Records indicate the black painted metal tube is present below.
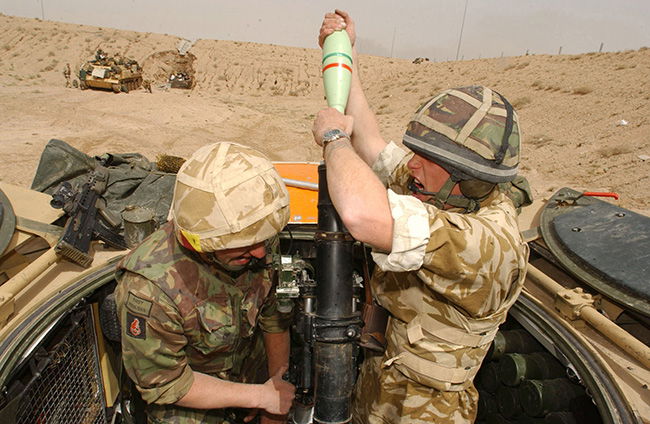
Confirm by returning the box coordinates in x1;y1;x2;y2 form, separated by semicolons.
313;163;355;424
315;240;354;318
313;342;355;423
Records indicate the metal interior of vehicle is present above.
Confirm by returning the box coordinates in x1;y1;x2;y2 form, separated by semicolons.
0;180;648;424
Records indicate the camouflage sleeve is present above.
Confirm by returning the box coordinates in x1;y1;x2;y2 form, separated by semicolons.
371;141;411;187
373;190;527;316
371;189;430;272
115;272;194;405
258;283;294;333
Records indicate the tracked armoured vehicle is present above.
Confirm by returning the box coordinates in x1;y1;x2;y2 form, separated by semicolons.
169;71;192;89
0;141;648;424
79;49;143;93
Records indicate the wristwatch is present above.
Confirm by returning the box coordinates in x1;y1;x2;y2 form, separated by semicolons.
321;129;350;149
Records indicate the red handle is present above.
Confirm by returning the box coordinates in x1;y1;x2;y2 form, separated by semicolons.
582;192;619;200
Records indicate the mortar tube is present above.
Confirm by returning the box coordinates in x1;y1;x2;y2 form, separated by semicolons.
313;163;356;424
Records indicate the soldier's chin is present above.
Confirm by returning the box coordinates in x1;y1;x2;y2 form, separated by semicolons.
222;265;247;272
212;255;264;273
219;259;250;272
219;258;252;272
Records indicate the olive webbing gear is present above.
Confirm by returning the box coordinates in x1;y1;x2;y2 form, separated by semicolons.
407;176;491;213
494;92;515;165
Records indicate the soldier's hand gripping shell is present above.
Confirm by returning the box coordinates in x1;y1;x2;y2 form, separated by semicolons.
319;9;356;48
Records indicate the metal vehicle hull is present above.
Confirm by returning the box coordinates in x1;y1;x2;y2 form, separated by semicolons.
0;168;647;423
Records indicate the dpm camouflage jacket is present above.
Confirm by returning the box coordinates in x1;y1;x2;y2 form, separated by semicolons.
114;221;291;423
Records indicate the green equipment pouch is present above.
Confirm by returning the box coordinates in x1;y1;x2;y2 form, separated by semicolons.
499;175;533;212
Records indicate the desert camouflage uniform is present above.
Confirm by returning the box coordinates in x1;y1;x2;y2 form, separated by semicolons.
352;142;529;424
115;222;291;424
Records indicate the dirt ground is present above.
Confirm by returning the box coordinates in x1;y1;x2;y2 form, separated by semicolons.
1;14;649;216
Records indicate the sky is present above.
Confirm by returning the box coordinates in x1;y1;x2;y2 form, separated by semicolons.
2;0;649;60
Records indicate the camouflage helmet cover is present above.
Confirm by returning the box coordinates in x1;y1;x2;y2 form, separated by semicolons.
171;142;290;252
403;86;521;183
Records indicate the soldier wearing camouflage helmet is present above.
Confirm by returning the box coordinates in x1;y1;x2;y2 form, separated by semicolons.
312;10;530;424
115;142;296;424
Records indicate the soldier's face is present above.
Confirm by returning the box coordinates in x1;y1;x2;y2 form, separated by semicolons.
407;154;461;202
211;241;267;268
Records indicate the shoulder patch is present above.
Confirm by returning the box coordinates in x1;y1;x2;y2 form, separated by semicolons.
126;312;147;339
126;292;153;317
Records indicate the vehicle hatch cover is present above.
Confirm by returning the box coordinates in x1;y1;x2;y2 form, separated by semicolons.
540;187;650;318
0;187;16;256
91;67;108;78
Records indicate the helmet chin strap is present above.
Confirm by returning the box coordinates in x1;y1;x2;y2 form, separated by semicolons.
408;176;481;213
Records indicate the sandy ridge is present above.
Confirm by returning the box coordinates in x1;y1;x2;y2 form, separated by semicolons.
0;14;648;215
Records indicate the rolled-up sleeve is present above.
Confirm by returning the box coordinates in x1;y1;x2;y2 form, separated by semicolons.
371;189;430;272
115;273;194;405
371;141;410;186
258;290;294;333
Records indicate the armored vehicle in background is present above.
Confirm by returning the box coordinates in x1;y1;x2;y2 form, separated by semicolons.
169;71;192;89
0;144;648;423
79;49;143;93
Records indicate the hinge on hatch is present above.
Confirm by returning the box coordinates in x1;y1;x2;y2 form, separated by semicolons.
555;287;594;324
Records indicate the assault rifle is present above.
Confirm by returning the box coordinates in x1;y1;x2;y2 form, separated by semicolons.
0;166;127;326
50;165;127;267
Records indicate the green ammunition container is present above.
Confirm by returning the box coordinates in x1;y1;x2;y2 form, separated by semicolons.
486;414;545;424
486;414;510;424
499;352;566;386
487;329;545;361
519;378;587;417
477;390;499;420
496;385;525;419
476;360;501;393
544;411;577;424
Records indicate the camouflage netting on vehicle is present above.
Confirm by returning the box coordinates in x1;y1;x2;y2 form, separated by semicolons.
31;139;176;230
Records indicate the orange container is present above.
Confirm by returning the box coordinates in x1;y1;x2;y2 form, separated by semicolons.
273;162;320;224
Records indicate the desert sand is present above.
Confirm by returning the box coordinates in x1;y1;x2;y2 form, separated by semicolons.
1;14;649;215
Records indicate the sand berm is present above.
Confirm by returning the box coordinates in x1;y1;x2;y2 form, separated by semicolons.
1;14;648;215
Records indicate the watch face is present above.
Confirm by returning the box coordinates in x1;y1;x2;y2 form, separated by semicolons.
323;129;346;142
